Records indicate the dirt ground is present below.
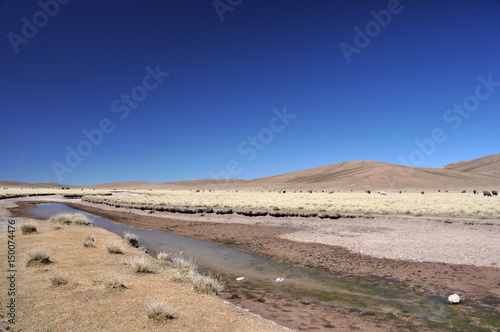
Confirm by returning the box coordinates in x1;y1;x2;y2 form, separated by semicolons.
3;196;500;331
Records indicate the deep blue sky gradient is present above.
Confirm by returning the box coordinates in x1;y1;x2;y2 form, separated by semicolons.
1;0;499;185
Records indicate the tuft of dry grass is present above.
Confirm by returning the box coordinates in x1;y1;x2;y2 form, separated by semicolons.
49;212;93;226
125;255;155;274
106;243;123;254
191;273;223;296
83;234;96;248
171;254;198;273
50;272;69;286
123;232;139;247
21;223;38;234
157;251;169;261
103;275;127;290
145;300;176;322
25;247;51;266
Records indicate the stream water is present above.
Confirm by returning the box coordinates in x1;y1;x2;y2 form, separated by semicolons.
28;203;499;330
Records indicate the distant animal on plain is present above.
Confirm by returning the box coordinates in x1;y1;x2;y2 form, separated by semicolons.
461;190;466;193
328;190;334;194
473;190;477;194
378;191;387;196
492;190;498;196
483;191;492;197
421;191;425;195
365;190;371;194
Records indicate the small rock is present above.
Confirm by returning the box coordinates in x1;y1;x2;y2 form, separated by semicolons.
236;277;245;281
275;277;285;283
448;294;460;304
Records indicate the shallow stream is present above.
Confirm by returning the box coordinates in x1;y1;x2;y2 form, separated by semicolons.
28;203;499;330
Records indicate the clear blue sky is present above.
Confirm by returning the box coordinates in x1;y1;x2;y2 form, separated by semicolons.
1;0;499;185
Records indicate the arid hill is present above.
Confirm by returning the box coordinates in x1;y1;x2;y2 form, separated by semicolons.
239;158;500;191
2;154;499;191
442;154;500;178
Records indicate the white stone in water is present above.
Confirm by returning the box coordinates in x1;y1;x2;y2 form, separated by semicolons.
448;294;460;304
236;277;245;281
275;277;285;283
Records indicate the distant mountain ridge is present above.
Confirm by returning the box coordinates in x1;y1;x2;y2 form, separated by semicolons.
2;154;499;191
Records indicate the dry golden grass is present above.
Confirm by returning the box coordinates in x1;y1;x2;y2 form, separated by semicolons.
106;243;123;254
145;300;176;322
125;255;155;274
123;232;139;247
191;273;223;296
0;223;286;331
85;190;500;219
49;272;70;286
0;188;112;200
20;223;37;234
25;247;51;266
49;212;93;226
83;234;96;248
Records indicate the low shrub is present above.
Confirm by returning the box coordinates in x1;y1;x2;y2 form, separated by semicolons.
106;244;123;254
156;252;169;261
50;273;69;286
123;232;139;247
126;255;155;274
191;273;223;296
25;248;51;266
83;234;96;248
49;213;93;226
21;223;37;234
145;300;175;322
171;254;197;273
103;276;127;290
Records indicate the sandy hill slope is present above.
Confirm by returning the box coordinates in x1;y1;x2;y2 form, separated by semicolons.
443;154;500;178
3;154;499;191
240;159;499;190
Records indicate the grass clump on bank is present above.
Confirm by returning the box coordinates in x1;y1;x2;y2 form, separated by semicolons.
25;247;51;266
50;272;69;286
21;223;38;234
106;244;123;254
145;300;176;322
171;254;198;273
191;273;223;296
49;212;93;226
157;251;169;261
103;275;127;290
123;232;139;247
83;234;96;248
125;255;155;274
